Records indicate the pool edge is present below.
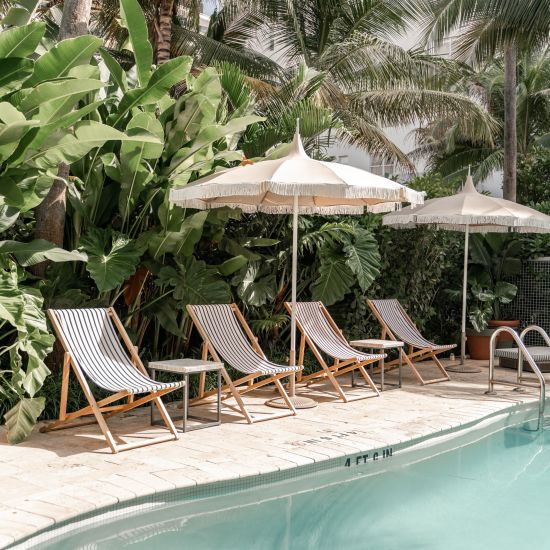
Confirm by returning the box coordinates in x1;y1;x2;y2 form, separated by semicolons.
6;398;541;550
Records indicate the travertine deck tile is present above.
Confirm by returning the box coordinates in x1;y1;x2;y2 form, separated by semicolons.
0;360;543;548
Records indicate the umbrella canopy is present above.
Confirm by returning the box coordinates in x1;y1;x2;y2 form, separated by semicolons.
383;175;550;233
170;132;424;215
170;130;424;407
383;174;550;368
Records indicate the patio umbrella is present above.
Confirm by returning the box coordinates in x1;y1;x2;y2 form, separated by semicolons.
170;127;424;407
383;173;550;372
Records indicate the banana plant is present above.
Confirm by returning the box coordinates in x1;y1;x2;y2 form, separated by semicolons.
63;0;264;359
0;11;166;442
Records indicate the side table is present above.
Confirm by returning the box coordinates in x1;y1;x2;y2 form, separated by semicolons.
349;339;404;391
149;359;223;432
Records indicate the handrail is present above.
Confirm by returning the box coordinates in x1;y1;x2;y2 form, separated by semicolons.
487;326;546;431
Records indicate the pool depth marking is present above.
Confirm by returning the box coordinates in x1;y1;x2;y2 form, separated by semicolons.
345;448;393;467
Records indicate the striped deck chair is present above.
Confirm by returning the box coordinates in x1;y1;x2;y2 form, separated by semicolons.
284;302;383;402
186;304;300;422
367;299;453;385
42;308;181;453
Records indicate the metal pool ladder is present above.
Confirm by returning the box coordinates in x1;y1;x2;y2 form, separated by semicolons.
487;325;550;431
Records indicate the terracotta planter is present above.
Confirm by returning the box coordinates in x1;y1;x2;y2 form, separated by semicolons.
466;328;496;360
488;320;520;343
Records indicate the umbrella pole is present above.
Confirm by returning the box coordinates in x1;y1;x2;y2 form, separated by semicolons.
447;223;481;373
290;194;298;396
265;194;317;409
461;224;469;364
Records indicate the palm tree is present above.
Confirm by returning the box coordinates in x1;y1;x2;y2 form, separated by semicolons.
172;0;497;171
412;47;550;186
36;0;496;170
417;0;550;201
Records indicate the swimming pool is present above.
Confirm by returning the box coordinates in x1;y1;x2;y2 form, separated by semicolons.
29;410;549;550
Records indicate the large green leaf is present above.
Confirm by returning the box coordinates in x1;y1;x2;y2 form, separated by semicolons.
143;210;209;259
0;239;87;266
311;247;355;305
114;56;193;126
494;281;517;304
0;21;44;58
0;174;52;212
80;228;142;292
0;119;38;147
165;68;221;157
0;205;19;231
1;0;39;26
27;120;162;169
0;58;33;97
344;230;381;292
218;255;248;276
0;259;53;444
234;261;277;307
20;78;104;116
118;113;164;220
158;257;231;307
26;35;103;87
168;115;263;176
119;0;152;87
3;397;45;444
99;48;127;91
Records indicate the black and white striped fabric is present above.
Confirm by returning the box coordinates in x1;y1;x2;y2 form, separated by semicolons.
370;299;455;351
495;347;550;361
52;309;184;395
190;304;300;375
293;302;385;362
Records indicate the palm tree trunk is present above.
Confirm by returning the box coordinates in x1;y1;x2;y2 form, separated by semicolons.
31;0;92;278
503;44;517;202
58;0;93;40
156;0;174;64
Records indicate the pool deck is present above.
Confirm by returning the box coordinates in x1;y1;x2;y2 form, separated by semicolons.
0;359;544;548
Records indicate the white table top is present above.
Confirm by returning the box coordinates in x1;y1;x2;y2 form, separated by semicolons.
148;358;223;374
350;339;404;349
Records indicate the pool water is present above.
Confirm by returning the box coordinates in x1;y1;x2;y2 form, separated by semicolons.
42;423;550;550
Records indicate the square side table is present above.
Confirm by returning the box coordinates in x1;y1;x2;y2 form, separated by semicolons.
149;359;223;432
349;339;404;391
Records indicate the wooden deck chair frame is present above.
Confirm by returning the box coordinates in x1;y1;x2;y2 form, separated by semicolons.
284;302;381;403
40;308;179;454
366;299;451;385
186;304;298;423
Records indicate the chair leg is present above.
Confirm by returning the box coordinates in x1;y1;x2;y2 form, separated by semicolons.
273;378;297;415
357;365;380;396
151;396;179;439
59;353;71;421
401;350;427;385
220;367;253;423
428;352;451;381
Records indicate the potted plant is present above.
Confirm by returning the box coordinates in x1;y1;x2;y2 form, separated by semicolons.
466;234;521;360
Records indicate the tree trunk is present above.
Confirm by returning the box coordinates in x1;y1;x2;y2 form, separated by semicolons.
31;0;93;277
156;0;174;64
58;0;93;40
503;44;517;202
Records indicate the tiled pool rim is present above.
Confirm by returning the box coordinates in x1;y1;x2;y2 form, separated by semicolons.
7;399;542;550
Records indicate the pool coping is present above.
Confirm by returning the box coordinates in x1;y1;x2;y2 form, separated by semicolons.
7;397;541;549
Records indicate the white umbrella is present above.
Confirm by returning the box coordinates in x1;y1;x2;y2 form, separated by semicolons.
170;128;424;406
383;173;550;371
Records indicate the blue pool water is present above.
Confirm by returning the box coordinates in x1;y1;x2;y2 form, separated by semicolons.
40;421;550;550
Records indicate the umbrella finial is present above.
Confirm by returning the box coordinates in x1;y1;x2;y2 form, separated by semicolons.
461;169;477;194
468;164;471;177
290;118;308;158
